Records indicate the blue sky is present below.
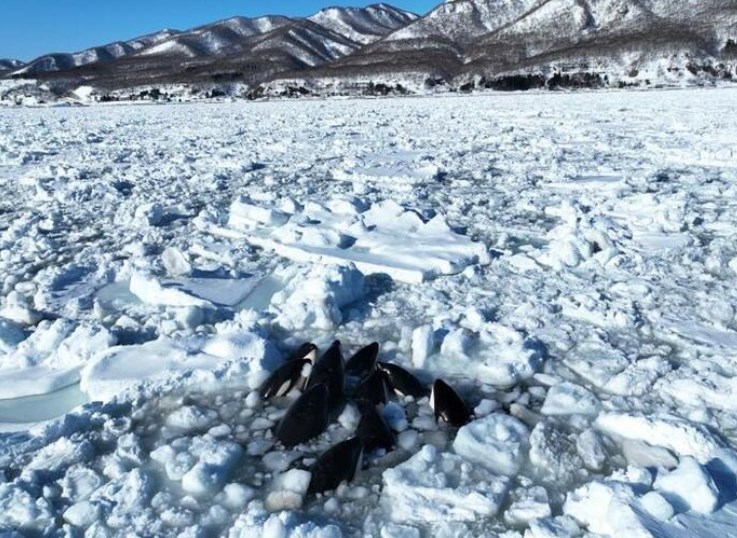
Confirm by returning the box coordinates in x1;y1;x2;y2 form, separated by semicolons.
0;1;438;61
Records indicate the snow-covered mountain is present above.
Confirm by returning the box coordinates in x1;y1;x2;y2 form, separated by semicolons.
5;4;417;87
135;16;362;68
0;59;24;72
387;0;541;45
4;1;736;93
137;16;292;58
13;30;179;76
459;0;737;81
310;0;737;89
308;3;420;45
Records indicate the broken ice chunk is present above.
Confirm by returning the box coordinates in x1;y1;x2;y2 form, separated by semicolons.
265;469;312;511
229;197;290;229
181;439;243;497
381;445;510;524
129;273;212;308
541;382;600;417
452;413;529;476
654;457;719;514
595;413;726;463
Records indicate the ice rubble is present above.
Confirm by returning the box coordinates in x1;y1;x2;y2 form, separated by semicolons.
595;413;727;464
269;264;365;331
212;196;491;284
81;313;280;402
1;89;737;536
430;324;545;387
452;413;529;476
382;445;511;524
129;272;214;308
0;320;115;399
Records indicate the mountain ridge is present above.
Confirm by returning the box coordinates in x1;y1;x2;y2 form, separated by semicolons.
0;59;25;72
3;0;736;98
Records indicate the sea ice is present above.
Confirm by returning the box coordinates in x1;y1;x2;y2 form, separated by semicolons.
595;414;726;463
269;263;365;331
216;197;490;284
266;469;312;511
452;413;529;476
0;320;115;398
80;325;278;401
427;324;544;387
382;445;510;524
129;272;212;308
653;457;719;514
228;507;343;538
541;382;600;416
1;88;737;537
564;481;652;537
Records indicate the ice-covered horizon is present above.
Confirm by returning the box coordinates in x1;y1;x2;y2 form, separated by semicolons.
1;88;737;536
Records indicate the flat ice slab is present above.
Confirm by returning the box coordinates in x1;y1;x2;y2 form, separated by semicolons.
0;382;88;432
211;198;490;284
80;322;278;402
595;413;727;463
0;320;115;399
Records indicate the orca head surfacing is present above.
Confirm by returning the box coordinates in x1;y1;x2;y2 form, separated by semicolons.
378;361;430;399
356;404;395;452
259;358;312;400
345;342;380;378
275;383;329;448
353;369;391;406
430;379;473;427
306;340;345;410
287;342;318;364
307;437;364;495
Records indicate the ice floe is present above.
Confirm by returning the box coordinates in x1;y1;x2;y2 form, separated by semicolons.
81;318;278;402
452;413;529;476
381;445;510;524
212;197;490;284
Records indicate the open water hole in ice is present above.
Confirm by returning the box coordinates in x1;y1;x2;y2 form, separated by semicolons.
96;280;139;311
233;276;285;312
2;275;285;429
97;275;283;313
0;382;88;425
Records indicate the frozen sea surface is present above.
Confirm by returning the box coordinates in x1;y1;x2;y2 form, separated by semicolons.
0;89;737;536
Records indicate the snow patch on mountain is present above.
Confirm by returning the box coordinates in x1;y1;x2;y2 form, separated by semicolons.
309;3;419;45
0;59;24;71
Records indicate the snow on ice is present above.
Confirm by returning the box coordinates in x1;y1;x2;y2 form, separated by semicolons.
0;88;737;536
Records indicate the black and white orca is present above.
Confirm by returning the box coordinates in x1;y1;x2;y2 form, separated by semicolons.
287;342;318;363
377;361;429;399
352;369;391;406
306;340;345;410
356;404;395;452
430;379;473;427
307;437;364;495
259;358;312;400
275;383;329;447
345;342;379;378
